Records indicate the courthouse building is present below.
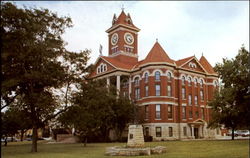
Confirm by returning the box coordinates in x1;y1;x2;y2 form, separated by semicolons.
88;10;220;140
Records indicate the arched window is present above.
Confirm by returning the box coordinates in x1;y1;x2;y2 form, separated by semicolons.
182;76;185;85
101;65;103;72
104;65;107;71
134;77;140;86
200;79;203;87
97;67;100;74
145;72;149;83
167;72;172;81
194;78;198;87
188;77;192;86
155;71;161;81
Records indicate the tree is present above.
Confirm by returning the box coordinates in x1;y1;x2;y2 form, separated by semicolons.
59;79;135;145
208;46;250;140
2;107;32;146
1;3;89;152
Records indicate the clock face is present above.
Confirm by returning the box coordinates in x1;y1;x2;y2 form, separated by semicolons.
124;32;134;45
111;33;118;45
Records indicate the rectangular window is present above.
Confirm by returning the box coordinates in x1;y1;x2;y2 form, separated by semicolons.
168;104;173;119
169;127;173;137
156;127;162;137
183;127;187;136
200;90;204;100
145;86;149;97
195;96;198;105
195;111;199;118
189;110;193;118
188;95;192;105
135;88;140;100
155;104;161;119
201;108;205;120
182;107;186;119
182;88;186;99
167;85;171;97
145;105;149;119
155;85;161;96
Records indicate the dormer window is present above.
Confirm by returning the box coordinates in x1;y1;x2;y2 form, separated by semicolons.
189;62;197;69
97;63;107;74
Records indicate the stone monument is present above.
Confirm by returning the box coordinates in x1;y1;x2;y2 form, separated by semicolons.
127;124;144;147
105;104;166;156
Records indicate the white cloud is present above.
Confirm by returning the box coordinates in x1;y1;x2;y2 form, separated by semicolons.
14;1;249;66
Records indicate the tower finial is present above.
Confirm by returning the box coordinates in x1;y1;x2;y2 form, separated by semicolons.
202;52;203;56
121;4;125;11
156;38;158;42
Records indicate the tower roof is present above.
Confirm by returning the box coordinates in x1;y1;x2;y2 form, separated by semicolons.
141;41;174;65
199;55;216;74
106;10;140;33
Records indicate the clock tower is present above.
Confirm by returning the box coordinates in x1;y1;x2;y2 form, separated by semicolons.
106;10;140;64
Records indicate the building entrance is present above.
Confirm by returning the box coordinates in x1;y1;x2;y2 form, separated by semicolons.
194;128;199;139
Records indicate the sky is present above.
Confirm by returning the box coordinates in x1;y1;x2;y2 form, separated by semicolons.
14;1;249;66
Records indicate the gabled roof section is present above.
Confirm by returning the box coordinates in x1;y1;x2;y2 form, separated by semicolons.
175;56;194;66
106;10;140;32
176;56;208;73
140;41;175;65
199;55;216;74
102;56;135;70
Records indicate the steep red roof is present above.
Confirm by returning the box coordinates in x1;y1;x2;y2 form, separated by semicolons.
102;56;135;70
140;41;174;65
175;56;194;66
106;10;139;32
199;55;216;74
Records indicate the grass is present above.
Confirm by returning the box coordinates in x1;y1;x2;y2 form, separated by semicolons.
1;140;249;158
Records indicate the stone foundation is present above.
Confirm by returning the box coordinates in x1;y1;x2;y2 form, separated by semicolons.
105;146;166;156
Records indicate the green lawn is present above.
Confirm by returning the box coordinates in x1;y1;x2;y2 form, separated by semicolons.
2;140;249;158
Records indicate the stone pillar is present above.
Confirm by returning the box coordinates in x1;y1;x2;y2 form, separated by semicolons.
129;77;132;99
116;75;120;95
106;77;110;86
191;125;194;139
127;125;145;148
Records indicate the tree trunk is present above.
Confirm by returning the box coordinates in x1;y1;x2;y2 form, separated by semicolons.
231;128;235;140
4;137;7;146
84;136;87;147
21;129;24;141
31;125;38;152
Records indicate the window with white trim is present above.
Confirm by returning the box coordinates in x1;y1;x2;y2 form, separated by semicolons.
144;72;149;83
135;88;140;100
188;94;192;105
156;127;162;137
188;77;192;86
155;71;161;81
182;76;185;85
167;72;172;82
134;77;140;86
145;86;149;97
200;90;204;101
155;84;161;96
167;85;171;97
155;104;161;119
182;88;186;99
168;104;173;119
